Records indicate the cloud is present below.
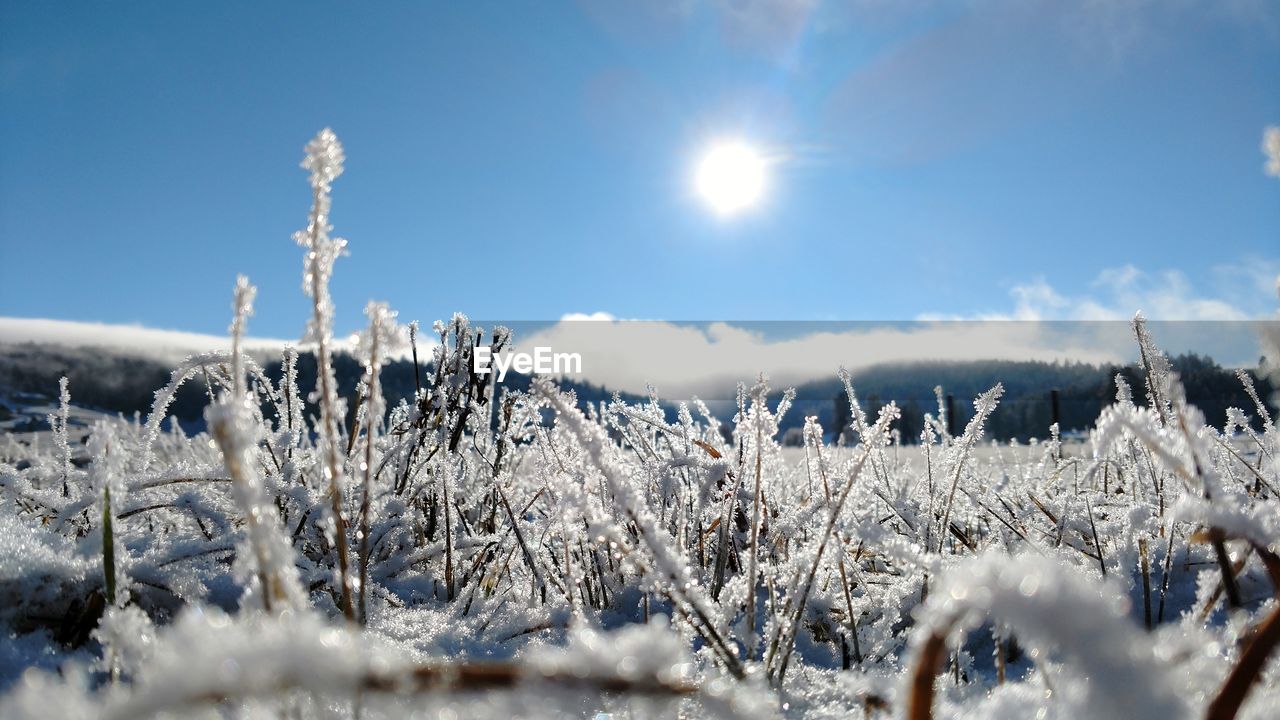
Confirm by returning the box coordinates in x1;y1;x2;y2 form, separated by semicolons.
1265;126;1280;177
5;262;1273;401
514;318;1149;398
0;317;294;363
996;262;1280;322
0;317;427;368
559;311;618;322
517;262;1275;398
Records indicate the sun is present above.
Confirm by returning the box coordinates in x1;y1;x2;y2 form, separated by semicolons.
694;140;767;217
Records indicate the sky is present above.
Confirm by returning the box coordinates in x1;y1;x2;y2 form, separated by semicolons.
1;0;1279;345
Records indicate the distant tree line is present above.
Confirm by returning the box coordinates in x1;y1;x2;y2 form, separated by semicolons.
813;355;1274;444
1;344;1273;444
0;343;643;434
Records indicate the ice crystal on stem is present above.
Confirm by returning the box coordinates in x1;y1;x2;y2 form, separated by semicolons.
294;128;356;622
354;300;406;624
205;276;305;614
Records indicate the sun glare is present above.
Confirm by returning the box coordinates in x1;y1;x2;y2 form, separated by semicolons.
694;140;766;217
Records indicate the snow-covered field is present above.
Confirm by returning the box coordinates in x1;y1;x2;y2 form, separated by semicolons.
2;131;1279;719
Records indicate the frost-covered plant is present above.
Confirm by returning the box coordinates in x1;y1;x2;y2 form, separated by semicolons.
905;552;1185;720
86;420;127;608
296;128;357;622
205;275;305;614
353;300;406;624
47;377;72;496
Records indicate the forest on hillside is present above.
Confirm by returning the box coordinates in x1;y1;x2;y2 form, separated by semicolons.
2;342;1272;443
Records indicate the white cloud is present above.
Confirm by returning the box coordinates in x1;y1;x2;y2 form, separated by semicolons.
523;262;1275;397
516;319;1139;399
0;317;423;366
5;261;1272;401
1265;125;1280;177
0;317;293;363
558;311;617;322
999;262;1279;322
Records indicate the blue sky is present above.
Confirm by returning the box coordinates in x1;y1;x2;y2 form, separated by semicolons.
1;1;1278;340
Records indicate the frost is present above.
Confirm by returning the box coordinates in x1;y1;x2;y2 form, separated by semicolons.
909;552;1186;720
206;277;306;614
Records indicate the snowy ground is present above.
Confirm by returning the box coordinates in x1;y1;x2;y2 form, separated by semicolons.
2;352;1278;719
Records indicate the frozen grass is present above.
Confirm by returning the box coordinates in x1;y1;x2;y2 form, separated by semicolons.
2;130;1279;719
